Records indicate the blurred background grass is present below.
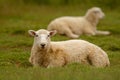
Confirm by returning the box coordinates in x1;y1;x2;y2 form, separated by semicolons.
0;0;120;80
0;0;120;8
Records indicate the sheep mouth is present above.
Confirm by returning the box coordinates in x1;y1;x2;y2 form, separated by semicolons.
41;46;45;49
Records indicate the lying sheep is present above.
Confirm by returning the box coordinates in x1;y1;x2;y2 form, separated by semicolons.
47;7;110;38
28;29;110;68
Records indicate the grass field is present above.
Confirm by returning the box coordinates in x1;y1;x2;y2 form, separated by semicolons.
0;4;120;80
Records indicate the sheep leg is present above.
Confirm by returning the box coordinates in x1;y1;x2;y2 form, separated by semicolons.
84;28;96;36
33;61;40;68
47;64;54;68
30;57;41;67
85;31;96;36
47;57;66;68
64;28;79;38
95;30;110;35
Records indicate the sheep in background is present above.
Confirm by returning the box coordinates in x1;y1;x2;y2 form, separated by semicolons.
28;29;110;68
47;7;110;38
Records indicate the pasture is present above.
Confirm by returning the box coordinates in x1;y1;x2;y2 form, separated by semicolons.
0;1;120;80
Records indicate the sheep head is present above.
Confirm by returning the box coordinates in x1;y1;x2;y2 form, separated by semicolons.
28;29;57;50
86;7;105;20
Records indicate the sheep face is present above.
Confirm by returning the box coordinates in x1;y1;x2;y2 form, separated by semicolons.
87;7;105;19
28;29;56;50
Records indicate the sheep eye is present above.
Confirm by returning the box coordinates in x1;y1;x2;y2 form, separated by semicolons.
48;35;50;37
35;34;38;37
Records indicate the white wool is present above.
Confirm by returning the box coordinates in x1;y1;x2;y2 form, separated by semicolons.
28;29;110;68
47;7;110;38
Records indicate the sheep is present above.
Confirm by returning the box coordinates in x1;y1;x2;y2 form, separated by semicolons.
28;29;110;68
47;7;110;38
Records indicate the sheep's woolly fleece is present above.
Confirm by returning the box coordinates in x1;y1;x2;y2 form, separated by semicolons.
28;29;110;68
47;7;110;38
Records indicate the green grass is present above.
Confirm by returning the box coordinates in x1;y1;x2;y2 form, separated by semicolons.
0;4;120;80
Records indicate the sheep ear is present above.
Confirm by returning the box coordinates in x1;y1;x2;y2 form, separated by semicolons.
49;30;57;37
28;30;36;37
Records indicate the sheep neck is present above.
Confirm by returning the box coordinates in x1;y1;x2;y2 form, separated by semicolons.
85;14;99;27
32;43;68;67
32;44;51;67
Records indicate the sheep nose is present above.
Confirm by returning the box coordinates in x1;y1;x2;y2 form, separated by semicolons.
41;43;45;48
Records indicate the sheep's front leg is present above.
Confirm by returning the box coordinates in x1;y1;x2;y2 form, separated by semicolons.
47;64;54;68
64;28;79;38
95;30;110;35
32;60;41;68
29;56;40;67
33;64;40;68
29;56;33;64
84;28;96;36
86;31;96;36
47;58;66;68
46;61;60;68
47;63;62;68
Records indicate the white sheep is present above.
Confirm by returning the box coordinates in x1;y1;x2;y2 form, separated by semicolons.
47;7;110;38
28;29;110;68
